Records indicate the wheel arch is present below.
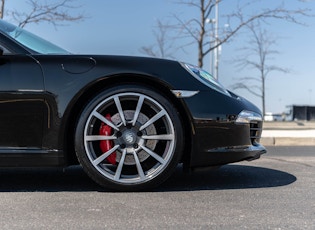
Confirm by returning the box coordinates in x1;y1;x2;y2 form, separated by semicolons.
63;73;193;167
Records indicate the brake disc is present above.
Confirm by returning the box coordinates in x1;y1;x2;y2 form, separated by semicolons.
111;110;157;165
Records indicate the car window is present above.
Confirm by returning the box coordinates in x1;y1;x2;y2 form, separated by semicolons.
0;19;69;54
0;43;12;55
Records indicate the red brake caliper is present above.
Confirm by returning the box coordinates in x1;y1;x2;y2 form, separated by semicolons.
99;114;116;165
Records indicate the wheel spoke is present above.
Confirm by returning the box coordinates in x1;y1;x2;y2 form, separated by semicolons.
114;149;127;180
114;96;126;126
139;110;166;131
140;145;166;164
142;134;174;140
92;111;119;131
85;135;117;141
92;145;119;166
132;95;144;126
133;150;145;179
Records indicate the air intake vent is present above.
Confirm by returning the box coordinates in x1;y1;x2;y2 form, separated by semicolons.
250;121;263;145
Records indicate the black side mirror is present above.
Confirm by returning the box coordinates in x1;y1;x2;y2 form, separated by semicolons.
0;47;3;56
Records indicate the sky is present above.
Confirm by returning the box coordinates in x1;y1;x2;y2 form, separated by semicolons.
3;0;315;114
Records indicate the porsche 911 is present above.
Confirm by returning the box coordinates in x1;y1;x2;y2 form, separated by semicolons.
0;19;266;191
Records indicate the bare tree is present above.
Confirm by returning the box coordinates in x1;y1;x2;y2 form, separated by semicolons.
231;23;288;116
160;0;310;68
172;0;216;68
0;0;84;28
140;20;178;59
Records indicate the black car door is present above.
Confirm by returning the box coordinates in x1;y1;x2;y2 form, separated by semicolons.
0;53;46;148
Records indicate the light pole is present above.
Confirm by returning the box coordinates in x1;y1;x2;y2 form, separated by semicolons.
213;0;219;80
206;0;219;79
206;18;215;76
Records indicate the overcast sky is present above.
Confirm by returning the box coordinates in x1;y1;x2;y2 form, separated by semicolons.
4;0;315;114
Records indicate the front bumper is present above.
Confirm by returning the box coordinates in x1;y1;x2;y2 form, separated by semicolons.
190;143;266;168
189;119;266;167
180;89;266;168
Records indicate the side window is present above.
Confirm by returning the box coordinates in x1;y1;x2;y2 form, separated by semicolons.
0;43;12;55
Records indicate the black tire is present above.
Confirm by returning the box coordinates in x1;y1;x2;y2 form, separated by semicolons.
75;84;184;191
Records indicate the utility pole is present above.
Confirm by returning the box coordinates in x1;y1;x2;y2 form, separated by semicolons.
206;0;220;79
213;0;219;80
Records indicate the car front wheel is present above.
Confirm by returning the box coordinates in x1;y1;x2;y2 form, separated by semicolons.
75;85;184;191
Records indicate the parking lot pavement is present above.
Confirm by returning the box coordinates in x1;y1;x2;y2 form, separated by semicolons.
0;147;314;230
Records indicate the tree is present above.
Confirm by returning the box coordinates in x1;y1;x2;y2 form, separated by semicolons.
140;20;177;59
143;0;310;69
0;0;4;19
0;0;84;28
231;23;288;116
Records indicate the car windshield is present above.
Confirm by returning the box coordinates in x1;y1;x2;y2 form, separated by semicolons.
0;19;69;54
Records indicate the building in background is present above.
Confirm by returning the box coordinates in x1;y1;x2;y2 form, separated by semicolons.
285;105;315;121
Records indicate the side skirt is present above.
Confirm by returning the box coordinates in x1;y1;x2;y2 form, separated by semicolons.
0;148;65;167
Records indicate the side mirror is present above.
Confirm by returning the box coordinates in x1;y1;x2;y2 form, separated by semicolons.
0;47;3;56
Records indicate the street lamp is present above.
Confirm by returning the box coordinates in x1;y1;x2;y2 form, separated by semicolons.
206;18;215;77
213;0;219;80
206;0;219;80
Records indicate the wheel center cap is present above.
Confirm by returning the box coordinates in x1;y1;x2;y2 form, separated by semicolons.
123;130;136;144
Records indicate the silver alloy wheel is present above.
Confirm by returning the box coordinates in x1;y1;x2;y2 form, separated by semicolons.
83;92;176;185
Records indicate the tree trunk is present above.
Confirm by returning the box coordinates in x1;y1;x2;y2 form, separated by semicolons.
198;0;206;68
0;0;5;19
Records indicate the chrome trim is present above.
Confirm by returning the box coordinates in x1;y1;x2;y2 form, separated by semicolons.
17;89;44;92
236;110;262;124
171;90;199;98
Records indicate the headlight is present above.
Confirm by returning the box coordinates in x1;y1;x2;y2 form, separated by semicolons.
236;110;262;124
181;62;230;96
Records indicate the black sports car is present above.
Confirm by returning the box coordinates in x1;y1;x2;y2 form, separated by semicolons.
0;19;266;191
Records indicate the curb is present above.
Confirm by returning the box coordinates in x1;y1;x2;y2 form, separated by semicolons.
260;137;315;146
260;124;315;146
261;122;315;146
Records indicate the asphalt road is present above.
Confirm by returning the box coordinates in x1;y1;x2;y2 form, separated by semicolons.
0;146;314;229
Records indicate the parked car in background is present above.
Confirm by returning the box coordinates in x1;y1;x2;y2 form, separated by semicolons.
264;112;284;121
